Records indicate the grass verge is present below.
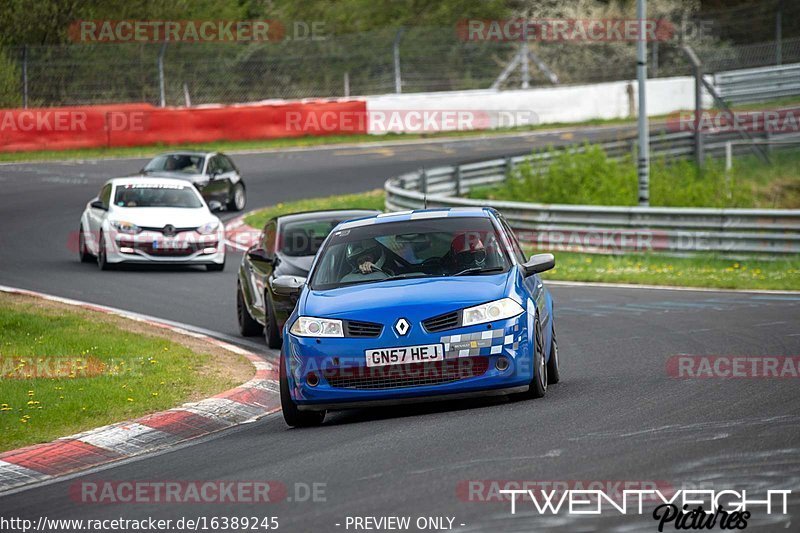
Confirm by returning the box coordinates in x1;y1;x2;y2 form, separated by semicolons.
0;116;641;163
242;190;800;291
0;292;253;452
469;144;800;209
534;251;800;291
243;189;385;228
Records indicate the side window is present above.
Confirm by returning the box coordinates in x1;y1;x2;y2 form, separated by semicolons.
207;156;221;175
263;221;277;255
219;155;235;173
500;217;526;264
100;184;112;208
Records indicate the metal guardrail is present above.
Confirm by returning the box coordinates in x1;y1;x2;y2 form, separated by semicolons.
715;62;800;105
384;131;800;256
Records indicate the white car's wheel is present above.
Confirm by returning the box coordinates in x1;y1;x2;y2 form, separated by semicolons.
229;183;246;211
78;225;94;263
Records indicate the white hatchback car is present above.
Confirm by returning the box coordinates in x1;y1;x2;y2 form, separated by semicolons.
78;177;226;271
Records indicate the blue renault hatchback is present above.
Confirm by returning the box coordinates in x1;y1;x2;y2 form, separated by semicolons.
275;208;559;427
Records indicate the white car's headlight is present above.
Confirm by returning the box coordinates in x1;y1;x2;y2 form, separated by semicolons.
290;316;344;338
197;220;220;235
462;298;524;327
110;220;141;234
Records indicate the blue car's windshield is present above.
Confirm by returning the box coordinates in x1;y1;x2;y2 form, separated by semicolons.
310;216;511;290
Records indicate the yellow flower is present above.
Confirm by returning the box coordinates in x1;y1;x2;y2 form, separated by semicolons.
127;397;134;402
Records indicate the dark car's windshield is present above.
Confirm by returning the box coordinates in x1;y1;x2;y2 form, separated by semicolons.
280;217;358;257
143;154;205;174
114;184;203;208
310;216;510;290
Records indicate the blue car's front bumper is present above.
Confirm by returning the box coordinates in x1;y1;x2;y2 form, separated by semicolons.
283;314;534;411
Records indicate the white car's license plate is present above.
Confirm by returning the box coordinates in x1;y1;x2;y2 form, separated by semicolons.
365;344;444;368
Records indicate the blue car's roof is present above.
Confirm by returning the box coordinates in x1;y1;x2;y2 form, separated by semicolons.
337;207;496;230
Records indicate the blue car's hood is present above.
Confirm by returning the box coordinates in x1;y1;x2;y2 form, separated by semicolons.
302;274;511;321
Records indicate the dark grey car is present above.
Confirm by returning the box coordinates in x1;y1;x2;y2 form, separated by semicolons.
237;209;380;348
141;151;247;211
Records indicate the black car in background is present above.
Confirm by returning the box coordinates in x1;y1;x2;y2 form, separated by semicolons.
140;151;247;211
237;209;380;348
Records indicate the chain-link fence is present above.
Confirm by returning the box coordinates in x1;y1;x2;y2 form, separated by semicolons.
5;26;800;108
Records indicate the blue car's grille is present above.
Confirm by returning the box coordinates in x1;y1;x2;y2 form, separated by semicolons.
422;310;460;332
345;320;383;338
323;357;489;390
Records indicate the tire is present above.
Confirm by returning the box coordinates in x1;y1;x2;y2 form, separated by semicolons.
78;225;94;263
97;232;113;271
514;317;547;400
547;326;560;385
237;284;263;337
280;350;325;428
228;183;246;211
206;261;225;272
264;293;282;349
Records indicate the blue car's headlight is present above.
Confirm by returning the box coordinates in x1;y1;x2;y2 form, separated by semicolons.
290;316;344;338
462;298;524;327
110;220;141;234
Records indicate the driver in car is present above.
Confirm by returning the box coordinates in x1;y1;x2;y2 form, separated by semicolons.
340;240;392;283
449;232;487;271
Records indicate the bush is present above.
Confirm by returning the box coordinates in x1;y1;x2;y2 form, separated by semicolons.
0;47;21;108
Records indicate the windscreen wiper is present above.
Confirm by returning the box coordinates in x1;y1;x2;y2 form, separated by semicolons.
452;266;505;277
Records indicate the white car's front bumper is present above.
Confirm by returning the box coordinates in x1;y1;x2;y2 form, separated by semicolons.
106;230;226;265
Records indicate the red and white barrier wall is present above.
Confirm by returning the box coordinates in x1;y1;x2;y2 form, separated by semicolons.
0;76;711;152
0;99;367;153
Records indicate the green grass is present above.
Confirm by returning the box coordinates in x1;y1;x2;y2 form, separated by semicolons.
536;251;800;291
0;293;250;452
242;190;799;291
469;144;800;209
0;116;643;164
243;189;386;228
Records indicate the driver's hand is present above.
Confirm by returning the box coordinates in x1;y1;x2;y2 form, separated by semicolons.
359;261;377;274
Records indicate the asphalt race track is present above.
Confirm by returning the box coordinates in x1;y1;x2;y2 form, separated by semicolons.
1;126;799;531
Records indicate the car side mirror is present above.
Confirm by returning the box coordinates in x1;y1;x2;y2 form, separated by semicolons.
207;200;223;212
522;253;555;276
90;199;107;211
272;275;306;297
247;247;273;264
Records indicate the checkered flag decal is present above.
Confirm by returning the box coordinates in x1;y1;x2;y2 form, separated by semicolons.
439;323;521;358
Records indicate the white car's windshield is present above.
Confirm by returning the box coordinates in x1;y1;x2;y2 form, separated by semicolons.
310;217;510;290
114;184;203;208
143;154;204;174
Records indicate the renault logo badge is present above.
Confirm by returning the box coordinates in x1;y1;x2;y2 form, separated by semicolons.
394;318;410;336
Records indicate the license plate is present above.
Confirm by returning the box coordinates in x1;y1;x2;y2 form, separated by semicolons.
365;344;444;368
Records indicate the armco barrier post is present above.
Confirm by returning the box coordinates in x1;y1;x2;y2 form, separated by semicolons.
21;46;28;109
158;41;168;107
455;166;463;197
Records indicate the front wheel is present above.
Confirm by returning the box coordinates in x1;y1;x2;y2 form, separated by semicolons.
547;327;560;385
264;294;282;349
280;351;325;428
514;317;546;400
237;284;263;337
228;183;246;211
78;225;94;263
97;232;113;271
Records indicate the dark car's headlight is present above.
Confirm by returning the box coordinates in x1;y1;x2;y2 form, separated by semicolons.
290;317;344;338
462;298;524;327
